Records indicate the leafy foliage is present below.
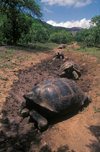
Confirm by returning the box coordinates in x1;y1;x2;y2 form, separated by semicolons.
0;1;99;47
75;15;100;46
29;22;49;43
0;0;74;45
49;30;73;44
0;0;42;44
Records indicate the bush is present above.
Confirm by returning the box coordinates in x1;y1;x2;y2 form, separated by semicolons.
49;31;73;44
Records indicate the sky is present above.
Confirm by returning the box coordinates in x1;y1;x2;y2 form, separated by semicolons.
39;0;100;28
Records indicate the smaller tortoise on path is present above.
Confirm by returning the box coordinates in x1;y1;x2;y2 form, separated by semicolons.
20;78;90;131
58;44;66;49
53;51;64;59
59;60;81;80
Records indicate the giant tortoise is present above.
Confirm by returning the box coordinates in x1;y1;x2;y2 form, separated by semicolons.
53;51;64;59
20;78;90;131
58;44;66;49
59;60;81;80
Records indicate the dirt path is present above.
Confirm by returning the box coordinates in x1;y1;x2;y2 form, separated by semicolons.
0;44;100;152
41;50;100;152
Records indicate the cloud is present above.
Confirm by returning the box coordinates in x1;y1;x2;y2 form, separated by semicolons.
41;0;92;7
46;18;91;28
41;0;75;6
75;0;91;7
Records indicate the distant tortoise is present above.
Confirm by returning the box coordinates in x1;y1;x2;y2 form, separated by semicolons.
20;78;90;131
53;51;64;59
58;44;66;49
59;60;81;80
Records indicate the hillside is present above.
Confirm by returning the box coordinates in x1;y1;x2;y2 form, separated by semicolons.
43;21;83;34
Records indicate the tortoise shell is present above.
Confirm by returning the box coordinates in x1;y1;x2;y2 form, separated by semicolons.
53;51;64;59
59;60;81;79
21;78;90;130
58;44;66;49
60;60;81;72
24;78;87;114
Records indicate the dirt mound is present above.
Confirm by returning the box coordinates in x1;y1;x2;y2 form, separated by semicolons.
0;49;100;152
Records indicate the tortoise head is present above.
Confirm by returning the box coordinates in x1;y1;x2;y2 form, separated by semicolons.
23;91;37;110
83;93;92;106
24;91;34;101
65;64;73;73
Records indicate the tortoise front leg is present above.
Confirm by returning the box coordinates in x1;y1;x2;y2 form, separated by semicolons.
30;110;48;131
72;71;79;80
20;101;29;117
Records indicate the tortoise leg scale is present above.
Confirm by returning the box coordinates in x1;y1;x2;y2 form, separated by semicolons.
30;110;48;131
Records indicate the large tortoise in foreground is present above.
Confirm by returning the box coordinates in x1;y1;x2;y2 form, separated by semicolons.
20;78;90;131
59;60;81;80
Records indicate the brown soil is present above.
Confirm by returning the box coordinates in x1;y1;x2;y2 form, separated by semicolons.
0;44;100;152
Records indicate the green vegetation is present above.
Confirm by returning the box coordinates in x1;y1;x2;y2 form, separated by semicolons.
0;77;8;81
0;49;14;61
0;0;42;45
75;45;100;63
49;30;73;44
0;0;99;52
0;0;73;46
75;15;100;47
28;42;59;51
76;46;100;57
0;42;58;65
0;64;13;69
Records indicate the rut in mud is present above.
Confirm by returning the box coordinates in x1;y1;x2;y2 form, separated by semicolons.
0;49;100;152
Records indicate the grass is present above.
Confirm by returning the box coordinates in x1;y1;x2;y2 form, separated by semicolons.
0;64;14;69
7;42;59;53
0;43;59;71
0;77;8;81
34;42;58;50
5;49;14;55
0;42;100;71
27;42;59;52
16;56;27;62
0;49;14;61
0;49;15;69
76;47;100;60
66;47;70;52
2;49;14;56
0;56;3;60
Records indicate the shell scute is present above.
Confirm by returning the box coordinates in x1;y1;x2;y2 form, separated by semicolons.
41;85;59;101
52;80;72;96
63;79;78;93
32;86;40;95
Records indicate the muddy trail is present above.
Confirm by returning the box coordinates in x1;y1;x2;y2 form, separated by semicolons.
0;49;100;152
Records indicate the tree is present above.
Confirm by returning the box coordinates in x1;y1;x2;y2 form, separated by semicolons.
91;15;100;26
31;23;49;43
0;0;42;44
76;28;100;46
0;0;42;18
20;21;49;43
0;14;6;44
91;15;100;44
